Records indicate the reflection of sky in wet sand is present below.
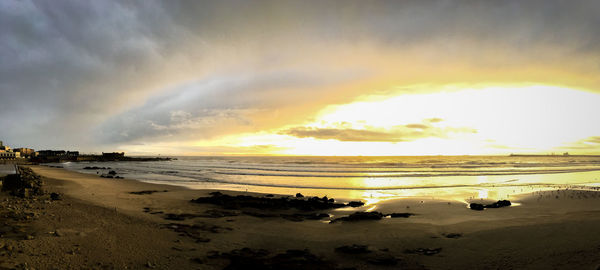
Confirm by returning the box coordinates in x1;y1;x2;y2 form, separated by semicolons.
172;170;600;205
56;156;600;205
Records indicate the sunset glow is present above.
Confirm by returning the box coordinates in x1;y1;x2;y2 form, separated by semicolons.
126;85;600;156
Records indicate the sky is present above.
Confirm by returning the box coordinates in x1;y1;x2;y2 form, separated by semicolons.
1;0;600;156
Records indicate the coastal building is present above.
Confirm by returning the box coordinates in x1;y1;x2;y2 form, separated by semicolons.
14;148;35;158
0;141;18;160
0;151;17;160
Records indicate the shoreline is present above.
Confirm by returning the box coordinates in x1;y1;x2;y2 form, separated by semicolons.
1;166;600;269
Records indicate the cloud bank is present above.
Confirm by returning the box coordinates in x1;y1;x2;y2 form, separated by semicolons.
1;0;600;152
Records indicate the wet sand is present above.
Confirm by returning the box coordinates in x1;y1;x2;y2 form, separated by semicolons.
1;165;600;269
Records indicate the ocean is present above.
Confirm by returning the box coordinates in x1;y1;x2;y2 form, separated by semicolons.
55;155;600;202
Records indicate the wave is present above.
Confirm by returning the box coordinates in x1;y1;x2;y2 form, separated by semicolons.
163;177;597;191
211;168;600;178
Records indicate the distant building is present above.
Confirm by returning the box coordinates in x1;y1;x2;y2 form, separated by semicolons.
0;151;17;160
0;141;17;160
36;150;67;158
14;148;35;158
35;150;79;161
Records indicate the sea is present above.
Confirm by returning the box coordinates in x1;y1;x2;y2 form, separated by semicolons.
55;155;600;203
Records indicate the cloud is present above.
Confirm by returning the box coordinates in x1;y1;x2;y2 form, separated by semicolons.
96;69;365;143
283;123;476;142
558;136;600;151
1;0;599;152
405;124;429;129
425;118;443;123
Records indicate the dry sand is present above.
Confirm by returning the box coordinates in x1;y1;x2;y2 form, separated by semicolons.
1;165;599;269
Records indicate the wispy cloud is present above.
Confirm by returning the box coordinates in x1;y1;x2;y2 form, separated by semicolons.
283;122;476;142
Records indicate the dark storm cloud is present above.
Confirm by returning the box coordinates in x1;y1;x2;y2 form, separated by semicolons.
1;0;599;150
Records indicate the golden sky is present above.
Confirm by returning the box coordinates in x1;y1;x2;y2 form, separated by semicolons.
2;1;600;155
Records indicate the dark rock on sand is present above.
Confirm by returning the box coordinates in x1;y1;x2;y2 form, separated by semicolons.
281;213;330;222
200;209;239;218
83;166;110;170
470;200;511;210
1;167;43;198
191;192;348;211
163;213;201;221
486;200;511;208
347;201;365;207
164;223;231;242
444;233;462;239
335;244;371;254
388;213;414;218
404;247;442;256
365;252;398;266
330;211;384;223
469;203;485;211
295;193;304;198
129;190;168;195
50;192;62;200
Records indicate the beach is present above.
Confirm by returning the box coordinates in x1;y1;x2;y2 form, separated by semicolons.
0;165;598;269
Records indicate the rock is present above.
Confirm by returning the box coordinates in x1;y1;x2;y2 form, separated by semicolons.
129;190;166;195
304;213;330;220
330;211;384;223
200;209;239;218
1;167;43;198
366;252;398;266
108;170;117;175
264;194;274;197
191;193;346;211
444;233;462;239
295;193;304;198
50;192;61;200
470;200;511;210
163;213;201;221
335;245;371;254
485;200;511;208
83;166;110;170
347;201;365;207
404;247;442;256
281;214;305;222
469;203;485;211
191;258;204;264
388;213;414;218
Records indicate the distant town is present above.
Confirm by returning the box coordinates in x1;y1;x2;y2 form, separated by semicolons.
0;140;171;163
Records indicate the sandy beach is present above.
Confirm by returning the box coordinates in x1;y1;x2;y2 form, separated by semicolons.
1;165;600;269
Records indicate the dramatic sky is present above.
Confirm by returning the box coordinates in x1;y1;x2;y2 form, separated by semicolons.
2;0;600;155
